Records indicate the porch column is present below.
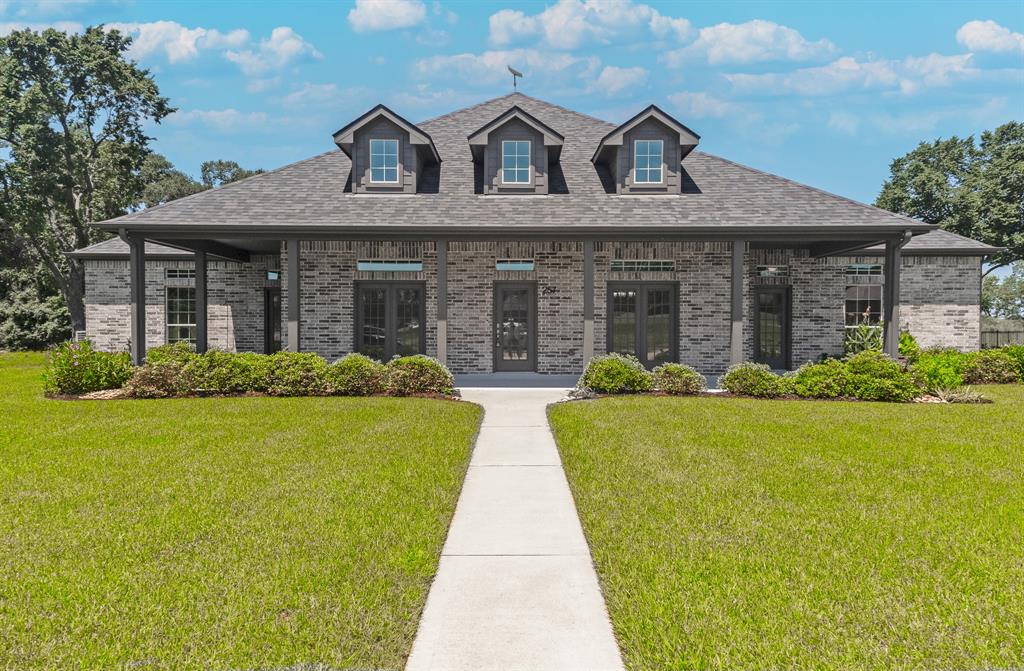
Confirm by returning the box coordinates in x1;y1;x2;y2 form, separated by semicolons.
436;239;447;364
730;240;745;366
883;237;903;357
194;250;208;353
286;240;301;352
127;233;146;366
583;240;595;364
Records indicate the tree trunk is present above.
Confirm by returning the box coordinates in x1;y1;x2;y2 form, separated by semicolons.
64;261;86;333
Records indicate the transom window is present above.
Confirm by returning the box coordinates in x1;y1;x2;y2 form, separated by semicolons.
356;283;425;361
846;263;883;276
357;259;423;272
634;139;663;184
502;140;531;184
166;286;196;344
845;285;882;330
757;265;790;278
496;259;535;271
611;259;675;273
165;268;195;280
369;139;399;183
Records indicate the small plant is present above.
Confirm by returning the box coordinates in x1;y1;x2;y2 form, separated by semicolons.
145;341;196;365
124;359;190;398
578;353;653;394
328;353;387;396
1002;345;1024;379
385;355;454;396
652;363;706;395
265;352;332;396
899;330;921;362
720;362;787;398
791;359;851;399
844;350;920;402
911;350;965;393
43;341;133;395
934;387;990;404
961;349;1020;384
844;319;883;355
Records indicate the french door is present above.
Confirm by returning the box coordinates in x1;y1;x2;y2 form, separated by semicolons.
754;286;791;369
607;283;677;368
494;282;537;371
355;283;425;361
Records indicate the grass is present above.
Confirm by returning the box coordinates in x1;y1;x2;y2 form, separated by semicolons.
549;387;1024;670
0;352;482;671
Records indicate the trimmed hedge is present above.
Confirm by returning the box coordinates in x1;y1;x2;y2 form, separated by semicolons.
962;349;1020;384
911;349;965;393
384;355;454;396
578;354;653;394
327;353;387;396
720;362;790;398
652;363;706;395
43;341;133;395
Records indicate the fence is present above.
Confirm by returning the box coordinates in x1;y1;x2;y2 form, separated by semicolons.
981;330;1024;348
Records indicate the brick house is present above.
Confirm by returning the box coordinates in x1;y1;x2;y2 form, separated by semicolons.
70;93;996;375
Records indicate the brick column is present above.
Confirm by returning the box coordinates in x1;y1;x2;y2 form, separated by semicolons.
730;240;745;366
287;240;301;352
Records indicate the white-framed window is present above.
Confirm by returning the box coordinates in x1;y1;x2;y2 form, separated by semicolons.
846;263;883;277
634;139;663;184
845;284;882;331
166;286;196;344
369;138;399;183
501;140;531;184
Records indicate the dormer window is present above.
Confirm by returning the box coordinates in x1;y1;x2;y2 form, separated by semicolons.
634;140;663;184
502;140;531;184
370;139;399;183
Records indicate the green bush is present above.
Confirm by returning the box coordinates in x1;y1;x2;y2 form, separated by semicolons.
265;352;332;396
578;353;653;394
43;341;133;395
652;363;706;395
145;342;197;365
844;321;882;355
385;355;454;396
899;330;921;362
791;359;851;399
124;359;189;398
962;349;1020;384
328;353;387;396
911;350;965;392
185;350;271;394
844;350;920;402
1002;345;1024;379
720;362;788;398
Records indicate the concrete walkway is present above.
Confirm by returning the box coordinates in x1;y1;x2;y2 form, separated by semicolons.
405;388;625;671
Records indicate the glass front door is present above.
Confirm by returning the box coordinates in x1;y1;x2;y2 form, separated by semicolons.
607;283;677;368
494;283;536;371
356;283;424;361
754;287;791;369
264;288;281;354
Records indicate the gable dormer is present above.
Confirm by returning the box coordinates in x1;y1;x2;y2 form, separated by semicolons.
333;104;440;194
592;105;699;195
467;105;564;195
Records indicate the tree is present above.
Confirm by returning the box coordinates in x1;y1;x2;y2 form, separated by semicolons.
201;159;264;188
982;266;1024;320
0;224;69;349
0;27;172;332
139;153;205;207
876;121;1024;275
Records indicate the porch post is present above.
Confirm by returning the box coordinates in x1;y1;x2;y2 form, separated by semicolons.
286;240;301;352
436;239;447;364
883;237;903;357
194;250;208;353
127;233;146;366
583;240;595;365
730;240;745;366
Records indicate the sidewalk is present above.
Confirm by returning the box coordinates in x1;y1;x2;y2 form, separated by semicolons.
405;388;625;671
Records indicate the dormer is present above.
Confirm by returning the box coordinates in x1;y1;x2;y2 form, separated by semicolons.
467;105;564;195
333;104;440;194
592;105;699;195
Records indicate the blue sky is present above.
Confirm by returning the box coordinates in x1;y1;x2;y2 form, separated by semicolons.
3;0;1022;205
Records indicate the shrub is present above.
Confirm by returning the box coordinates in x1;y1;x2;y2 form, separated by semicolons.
934;387;990;404
844;321;882;355
578;353;653;394
265;352;332;396
124;359;189;398
720;362;787;398
1002;345;1024;379
911;350;965;393
385;355;454;396
652;363;706;395
145;341;197;365
185;350;271;394
43;341;133;395
899;330;921;362
961;349;1020;384
791;359;851;399
844;350;920;402
328;353;386;396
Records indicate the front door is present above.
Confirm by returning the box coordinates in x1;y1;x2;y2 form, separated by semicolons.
355;283;425;361
494;283;536;371
754;286;791;369
264;288;281;354
607;283;678;368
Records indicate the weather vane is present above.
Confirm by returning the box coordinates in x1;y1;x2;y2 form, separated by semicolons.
508;65;523;90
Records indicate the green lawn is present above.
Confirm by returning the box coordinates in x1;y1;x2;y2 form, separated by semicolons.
0;352;481;670
550;388;1024;670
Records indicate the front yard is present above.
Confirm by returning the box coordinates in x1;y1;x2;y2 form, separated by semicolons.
550;388;1024;670
0;352;482;670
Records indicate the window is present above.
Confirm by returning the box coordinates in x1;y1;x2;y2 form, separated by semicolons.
607;283;677;368
165;268;195;280
845;285;882;330
369;139;399;183
846;263;883;276
496;259;535;271
610;259;675;273
356;283;425;360
266;270;280;282
501;140;531;184
166;286;196;344
357;259;423;272
757;265;790;278
634;139;663;184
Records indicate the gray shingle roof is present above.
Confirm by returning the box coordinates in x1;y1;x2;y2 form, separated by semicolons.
95;92;944;237
67;237;191;259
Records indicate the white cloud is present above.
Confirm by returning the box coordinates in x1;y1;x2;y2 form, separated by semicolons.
667;91;738;118
0;20;82;35
414;48;599;86
488;0;690;49
827;110;859;134
106;21;248;63
590;65;647;96
663;19;835;66
7;0;93;16
225;26;321;76
280;82;341;108
348;0;426;32
167;108;269;132
956;19;1024;54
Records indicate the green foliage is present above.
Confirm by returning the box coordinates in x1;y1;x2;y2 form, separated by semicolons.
1002;345;1024;379
200;160;264;188
145;341;197;365
844;350;921;402
185;350;271;394
652;363;706;395
720;362;788;398
139;153;206;207
43;340;131;394
385;355;454;396
124;359;189;399
579;353;654;394
791;359;852;399
265;352;332;397
961;349;1020;384
982;266;1024;319
843;320;883;355
0;227;71;350
899;330;921;362
328;353;387;396
911;349;966;392
934;387;990;404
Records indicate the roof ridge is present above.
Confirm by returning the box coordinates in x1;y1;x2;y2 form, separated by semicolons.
417;92;521;125
507;92;617;128
691;150;929;229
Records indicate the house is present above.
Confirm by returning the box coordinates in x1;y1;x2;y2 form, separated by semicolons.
69;93;996;375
